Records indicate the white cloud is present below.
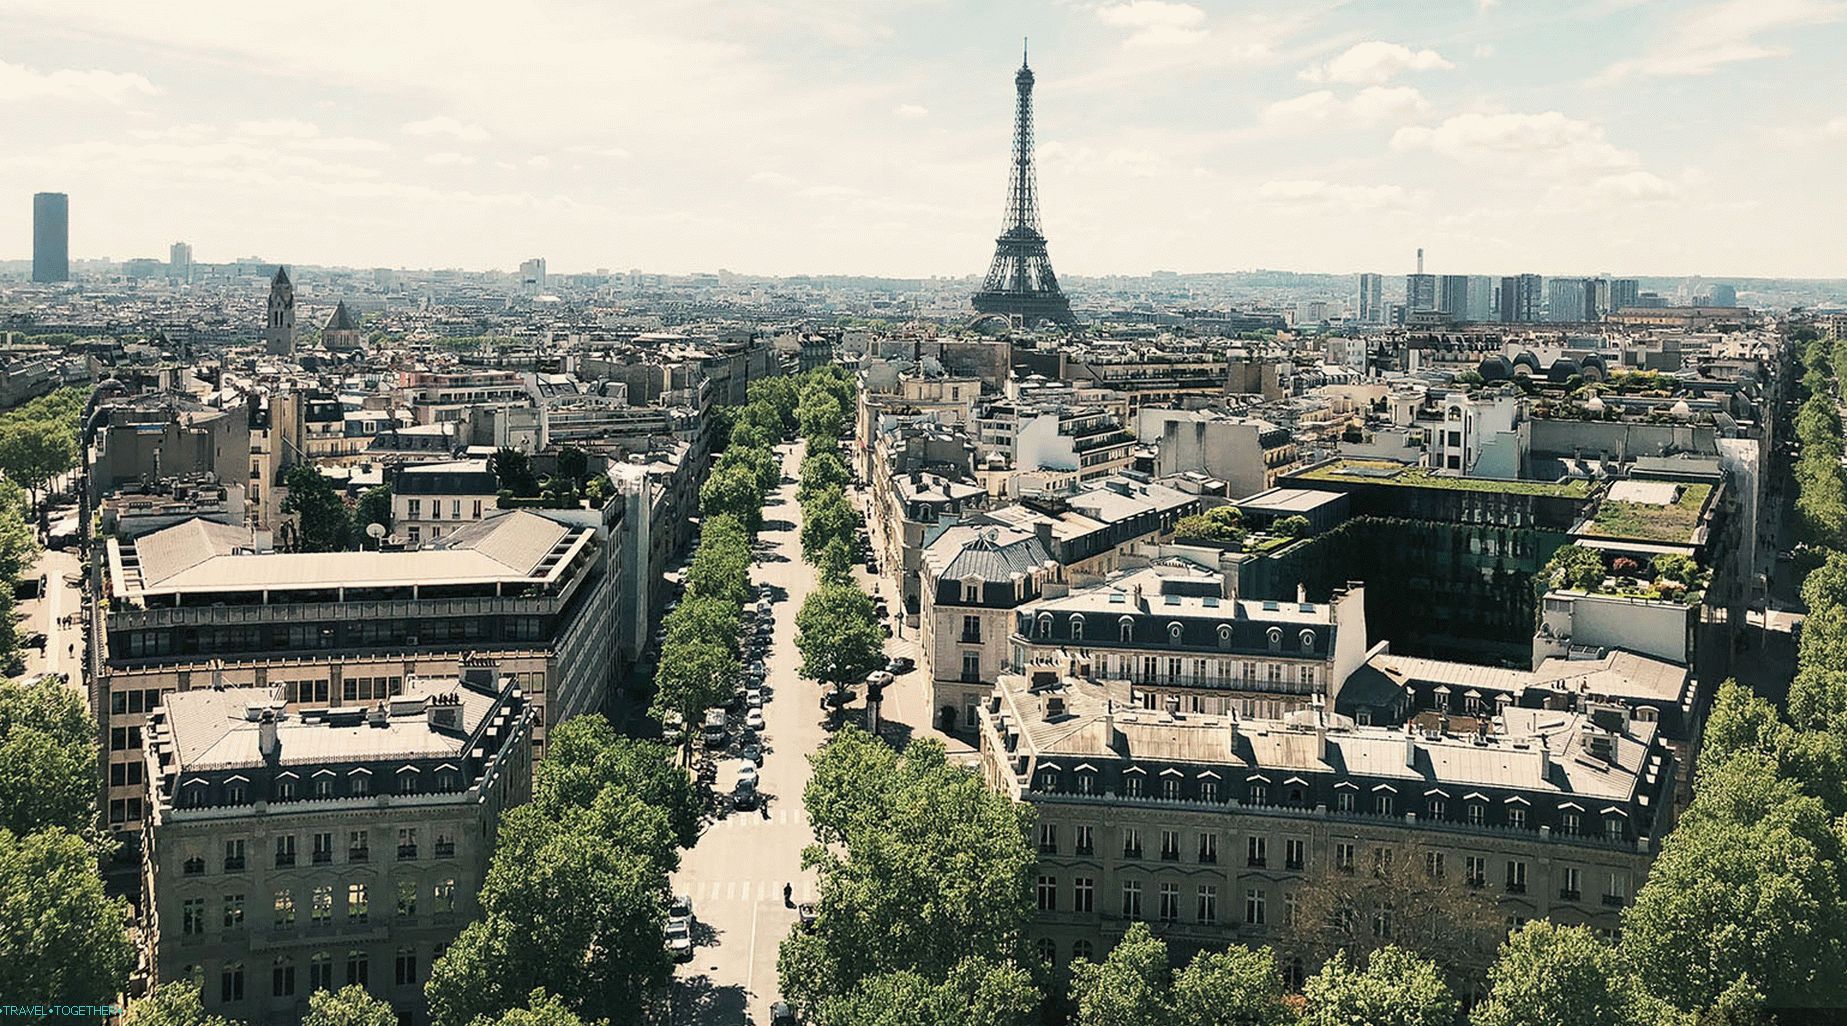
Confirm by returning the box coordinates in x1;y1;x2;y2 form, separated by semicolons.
566;144;633;160
1096;1;1208;47
0;58;157;103
894;103;929;118
1598;0;1844;80
235;118;319;137
1301;41;1452;85
1263;86;1427;126
1392;111;1639;176
1257;179;1418;211
402;115;489;142
424;152;476;166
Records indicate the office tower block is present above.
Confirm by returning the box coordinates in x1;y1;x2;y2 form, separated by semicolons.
1438;275;1471;319
1499;274;1542;323
1357;273;1384;324
169;242;193;283
1609;278;1639;312
32;192;69;283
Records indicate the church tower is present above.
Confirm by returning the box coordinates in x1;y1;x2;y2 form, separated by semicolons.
264;266;296;355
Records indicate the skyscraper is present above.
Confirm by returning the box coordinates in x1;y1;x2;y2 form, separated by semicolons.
972;42;1074;327
1609;278;1639;312
1499;274;1542;323
1356;273;1384;324
169;241;193;283
1708;283;1737;307
1438;275;1471;320
1467;275;1495;322
1547;277;1596;323
31;192;69;283
1405;248;1436;313
264;266;295;355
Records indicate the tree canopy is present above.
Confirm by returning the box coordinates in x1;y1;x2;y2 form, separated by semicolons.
1069;924;1293;1026
1298;946;1458;1026
795;582;885;688
0;675;98;837
1472;922;1667;1026
0;826;135;1009
303;985;398;1026
279;462;352;552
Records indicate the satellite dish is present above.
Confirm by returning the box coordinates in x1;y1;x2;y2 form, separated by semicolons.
366;523;387;540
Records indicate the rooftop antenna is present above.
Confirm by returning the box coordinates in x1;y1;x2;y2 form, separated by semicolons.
1023;36;1028;66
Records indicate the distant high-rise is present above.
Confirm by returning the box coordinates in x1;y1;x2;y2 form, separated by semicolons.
1356;273;1385;324
1547;277;1596;323
1437;274;1471;320
1708;283;1737;307
519;257;547;289
1406;272;1437;312
1499;274;1542;323
32;192;69;283
264;266;296;355
972;42;1074;327
1466;275;1495;322
1609;278;1640;312
169;241;193;283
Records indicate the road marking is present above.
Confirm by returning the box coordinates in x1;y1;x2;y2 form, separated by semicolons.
744;887;761;999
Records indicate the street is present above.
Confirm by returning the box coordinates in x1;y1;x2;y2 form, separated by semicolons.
15;546;85;687
668;440;925;1025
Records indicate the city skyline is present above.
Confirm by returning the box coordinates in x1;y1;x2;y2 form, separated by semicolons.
1;0;1844;279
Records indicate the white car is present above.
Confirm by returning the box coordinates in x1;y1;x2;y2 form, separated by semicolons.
666;918;694;960
747;689;764;708
745;708;766;732
736;763;760;790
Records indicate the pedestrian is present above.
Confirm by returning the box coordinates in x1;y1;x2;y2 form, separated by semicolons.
783;882;792;907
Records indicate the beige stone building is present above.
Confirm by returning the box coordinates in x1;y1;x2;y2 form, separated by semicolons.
141;658;532;1024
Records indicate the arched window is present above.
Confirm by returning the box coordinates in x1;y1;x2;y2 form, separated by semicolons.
1119;616;1135;642
1299;629;1316;652
1267;627;1283;652
1073;938;1095;962
1217;623;1233;648
1168;621;1184;643
1037;614;1053;638
1037;937;1057;965
1069;614;1085;641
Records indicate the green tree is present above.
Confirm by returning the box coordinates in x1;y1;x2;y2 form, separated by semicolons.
686;524;753;607
1170;945;1294;1026
0;492;41;583
748;376;802;434
799;451;849;503
121;981;241;1026
813;960;1038;1026
1472;922;1665;1026
0;419;76;508
555;447;589;488
1790;551;1847;730
662;594;744;658
700;462;766;534
719;443;782;496
304;985;398;1026
1173;506;1244;544
1069;922;1171;1026
0;675;98;837
1300;946;1459;1026
491;448;539;497
0;827;135;1008
815;536;855;584
354;485;392;548
650;639;738;761
1273;515;1312;538
798;388;846;446
1543;544;1607;592
801;486;861;564
795;582;885;689
532;716;699;848
469;988;604;1026
279;462;353;552
778;733;1036;1012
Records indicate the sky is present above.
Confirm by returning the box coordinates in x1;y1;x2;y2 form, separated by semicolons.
1;0;1843;280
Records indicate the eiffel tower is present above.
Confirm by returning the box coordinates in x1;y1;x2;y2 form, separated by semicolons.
972;41;1075;327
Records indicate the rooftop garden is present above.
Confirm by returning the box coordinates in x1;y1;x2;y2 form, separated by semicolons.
1294;459;1593;498
1585;483;1712;544
1171;506;1308;554
1541;544;1705;603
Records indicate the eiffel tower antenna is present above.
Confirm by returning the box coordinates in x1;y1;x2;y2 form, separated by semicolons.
972;41;1075;327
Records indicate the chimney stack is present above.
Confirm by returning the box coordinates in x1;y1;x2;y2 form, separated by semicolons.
1416;247;1425;274
258;708;280;761
1297;582;1308;605
1404;730;1417;769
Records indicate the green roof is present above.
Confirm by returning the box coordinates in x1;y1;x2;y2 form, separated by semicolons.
1585;482;1712;544
1293;460;1593;498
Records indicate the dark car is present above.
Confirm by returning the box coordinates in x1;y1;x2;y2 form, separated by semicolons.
885;656;915;674
771;1000;798;1026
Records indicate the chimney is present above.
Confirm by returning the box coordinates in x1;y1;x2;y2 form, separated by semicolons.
258;708;280;761
1296;582;1308;605
1033;520;1053;551
1404;731;1417;769
1416;247;1425;274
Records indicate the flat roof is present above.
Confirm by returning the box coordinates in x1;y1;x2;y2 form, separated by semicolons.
1235;487;1348;514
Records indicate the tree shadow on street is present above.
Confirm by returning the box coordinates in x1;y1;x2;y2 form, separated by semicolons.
761;518;798;533
672;972;748;1026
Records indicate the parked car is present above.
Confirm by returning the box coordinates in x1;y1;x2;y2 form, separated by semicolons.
885;655;915;675
745;708;766;732
864;670;894;688
742;741;762;766
669;893;695;926
665;918;694;961
771;1000;798;1026
747;688;764;709
797;902;817;932
736;763;760;790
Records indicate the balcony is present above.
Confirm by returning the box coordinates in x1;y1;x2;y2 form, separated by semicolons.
1160;850;1180;863
313;851;333;865
960;629;982;644
1039;843;1058;855
1506;883;1527;895
1200;852;1218;865
349;848;369;864
1601;894;1625;908
275;853;295;868
224;857;246;872
434;841;456;859
398;845;418;861
1285;858;1304;871
1559;889;1581;902
1075;844;1094;857
1247;856;1267;869
1123;847;1143;860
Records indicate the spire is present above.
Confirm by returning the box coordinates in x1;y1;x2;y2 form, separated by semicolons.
272;265;291;286
1022;36;1029;68
973;42;1073;328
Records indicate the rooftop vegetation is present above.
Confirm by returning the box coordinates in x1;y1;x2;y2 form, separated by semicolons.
1585;483;1712;544
1295;460;1593;498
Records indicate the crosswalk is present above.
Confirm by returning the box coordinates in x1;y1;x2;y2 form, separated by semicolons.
679;879;817;904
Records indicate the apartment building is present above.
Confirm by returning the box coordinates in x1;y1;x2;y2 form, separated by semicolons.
976;671;1673;973
141;658;532;1024
919;524;1060;734
390;459;499;544
95;510;613;835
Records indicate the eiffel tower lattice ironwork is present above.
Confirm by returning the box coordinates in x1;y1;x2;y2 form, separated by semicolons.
972;41;1075;327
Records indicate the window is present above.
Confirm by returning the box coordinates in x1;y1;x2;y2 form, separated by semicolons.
273;890;295;927
226;781;246;804
1505;859;1528;894
1161;776;1180;800
398;770;419;796
1285;838;1305;871
1428;797;1445;819
314;775;333;798
1038;822;1058;854
1371;903;1394;939
1036;937;1056;964
1561;809;1581;835
313;832;334;864
1605;871;1630;906
183;855;204;876
1123;828;1142;859
347;883;369;922
1160;830;1180;861
1425;852;1446;879
1073;939;1094;962
398;827;419;860
182;898;205;936
1371;846;1394;877
472;499;483;519
223;839;246;872
1036;875;1057;911
1466;855;1487;888
1283;892;1300;928
1197;832;1218;864
435;832;456;858
1249;782;1268;805
220;961;244;1003
1125;774;1144;798
351;773;370;797
434;878;457;914
1076;771;1096;796
1246;835;1267;868
309;953;333;992
346;949;368;987
1467;802;1485;826
961;615;981;640
1156;883;1179;923
1560;866;1582;900
1119;617;1135;643
1606;817;1625;842
1073;877;1094;913
1375;793;1394;816
274;835;296;867
1335;842;1356;873
272;957;295;998
395;947;418;987
451;499;461;519
1200;779;1219;802
1075;825;1094;855
1070;615;1084;641
1245;888;1267;926
1121;881;1142;919
1196;885;1218;924
408;499;422;518
960;652;980;682
1508;806;1527;830
311;885;334;923
222;893;245;929
1336;789;1356;813
1037;614;1052;638
398;878;419;917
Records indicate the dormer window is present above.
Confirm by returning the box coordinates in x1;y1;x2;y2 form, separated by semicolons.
398;769;419;795
1217;624;1233;648
225;781;246;804
350;772;370;797
1168;622;1183;643
1037;614;1053;639
1299;629;1316;652
1267;627;1283;652
1119;617;1135;642
1069;615;1084;641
